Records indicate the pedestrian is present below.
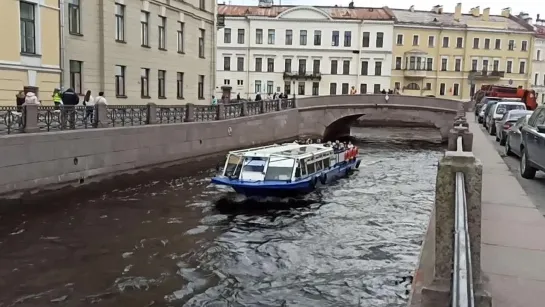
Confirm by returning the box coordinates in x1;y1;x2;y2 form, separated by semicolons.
83;90;95;123
255;92;262;101
52;88;62;110
61;88;79;106
23;91;40;105
95;92;108;105
211;95;218;105
237;93;241;102
16;90;25;112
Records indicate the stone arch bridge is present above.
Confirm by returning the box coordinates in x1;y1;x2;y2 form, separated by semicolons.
296;94;462;141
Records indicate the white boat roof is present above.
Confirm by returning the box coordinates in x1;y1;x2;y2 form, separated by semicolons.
230;143;333;158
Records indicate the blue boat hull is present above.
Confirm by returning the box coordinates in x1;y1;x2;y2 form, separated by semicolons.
211;159;361;197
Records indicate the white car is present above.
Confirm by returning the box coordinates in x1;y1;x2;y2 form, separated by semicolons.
486;101;527;135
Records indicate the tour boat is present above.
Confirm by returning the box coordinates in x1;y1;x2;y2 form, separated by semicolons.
211;142;361;197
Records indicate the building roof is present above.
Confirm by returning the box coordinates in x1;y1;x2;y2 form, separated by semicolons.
218;5;395;20
536;25;545;38
391;8;533;32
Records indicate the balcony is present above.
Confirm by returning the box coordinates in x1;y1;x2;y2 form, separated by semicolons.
283;71;322;81
469;70;505;80
403;69;427;78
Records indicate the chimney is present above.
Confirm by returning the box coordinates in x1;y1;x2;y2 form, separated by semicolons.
409;5;414;12
482;8;490;21
432;5;443;14
348;1;354;8
501;7;511;18
470;6;480;17
454;3;462;20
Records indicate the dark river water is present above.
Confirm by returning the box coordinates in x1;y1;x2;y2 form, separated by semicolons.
0;142;441;307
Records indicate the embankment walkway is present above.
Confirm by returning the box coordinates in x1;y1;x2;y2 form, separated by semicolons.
469;117;545;307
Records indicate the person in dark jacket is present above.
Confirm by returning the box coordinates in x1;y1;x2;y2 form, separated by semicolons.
255;93;262;101
61;88;80;106
16;91;25;112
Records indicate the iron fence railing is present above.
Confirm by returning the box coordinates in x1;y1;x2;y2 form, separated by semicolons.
0;106;25;135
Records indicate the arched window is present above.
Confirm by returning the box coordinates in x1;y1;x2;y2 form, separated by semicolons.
405;83;420;90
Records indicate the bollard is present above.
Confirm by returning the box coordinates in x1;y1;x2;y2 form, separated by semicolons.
146;103;157;124
185;103;195;122
242;101;248;116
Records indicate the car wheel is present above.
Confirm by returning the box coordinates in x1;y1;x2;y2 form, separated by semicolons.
495;131;500;142
499;133;507;146
504;136;513;155
520;150;537;179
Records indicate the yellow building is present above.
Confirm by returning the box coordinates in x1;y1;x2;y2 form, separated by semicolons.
391;4;535;100
0;0;61;106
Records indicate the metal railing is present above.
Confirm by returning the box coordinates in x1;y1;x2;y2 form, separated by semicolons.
452;136;475;307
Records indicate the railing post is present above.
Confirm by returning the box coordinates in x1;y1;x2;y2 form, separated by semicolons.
185;104;195;122
23;105;39;133
216;103;226;120
147;103;157;124
96;102;109;128
276;99;282;111
259;100;265;114
241;101;248;116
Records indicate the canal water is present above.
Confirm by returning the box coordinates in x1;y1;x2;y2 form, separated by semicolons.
0;141;441;307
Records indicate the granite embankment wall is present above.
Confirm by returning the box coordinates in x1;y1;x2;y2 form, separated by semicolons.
0;109;299;197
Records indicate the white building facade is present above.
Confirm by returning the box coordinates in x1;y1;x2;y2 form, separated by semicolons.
216;5;395;99
532;24;545;104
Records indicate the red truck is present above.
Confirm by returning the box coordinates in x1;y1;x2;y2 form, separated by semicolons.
474;85;537;110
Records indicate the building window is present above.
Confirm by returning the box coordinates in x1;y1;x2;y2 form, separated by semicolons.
495;39;501;50
284;58;291;72
141;12;149;46
506;60;513;73
314;30;321;46
493;60;499;71
285;29;292;45
537;50;542;61
519;61;526;74
332;31;339;46
198;75;204;99
255;80;261;93
237;57;244;71
223;57;230;71
312;82;319;96
313;59;320;73
255;29;263;44
266;81;273;94
442;37;449;48
177;22;184;53
199;0;205;10
268;29;275;44
395;57;402;70
68;0;81;35
376;32;384;48
453;83;460;96
456;37;463;48
441;58;448;71
237;29;244;44
20;1;36;54
374;62;382;76
482;60;488;72
158;16;166;49
405;83;420;90
471;59;478;71
224;28;231;43
284;81;291;95
342;60;350;75
373;84;381;94
508;40;515;51
396;34;403;45
255;58;262;72
158;70;166;98
298;59;306;74
342;83;349;95
426;58;433;71
115;65;126;97
361;61;368;75
237;80;243;86
455;59;461;72
344;31;351;47
331;60;338;74
473;37;479;49
535;73;539;86
362;32;370;47
300;30;307;45
439;83;446;96
394;82;400;90
521;41;528;51
413;35;419;46
425;83;432;90
115;3;125;42
199;29;205;58
330;83;337;95
267;58;274;72
484;38;490;49
360;84;367;94
224;79;230;85
298;82;305;95
69;60;82;94
141;68;150;98
428;36;435;47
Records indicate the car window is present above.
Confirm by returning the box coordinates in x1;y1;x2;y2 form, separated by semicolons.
529;109;545;127
535;111;545;127
497;104;525;114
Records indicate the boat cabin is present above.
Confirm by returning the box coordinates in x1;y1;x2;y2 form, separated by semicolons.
222;143;350;182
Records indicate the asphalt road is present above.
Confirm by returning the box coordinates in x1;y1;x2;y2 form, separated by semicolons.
478;124;545;216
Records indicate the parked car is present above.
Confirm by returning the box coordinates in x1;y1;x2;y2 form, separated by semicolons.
482;100;500;127
486;101;526;135
495;110;533;145
519;105;545;179
505;114;532;157
477;97;502;124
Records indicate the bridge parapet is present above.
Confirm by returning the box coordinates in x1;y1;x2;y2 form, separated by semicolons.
410;115;492;307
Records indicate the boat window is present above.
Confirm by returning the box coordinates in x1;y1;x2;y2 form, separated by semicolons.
300;160;307;176
324;158;330;168
265;157;295;181
224;154;242;176
315;160;323;171
307;162;316;174
242;158;267;173
295;167;301;178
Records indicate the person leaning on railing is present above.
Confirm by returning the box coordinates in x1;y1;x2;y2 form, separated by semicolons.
16;90;25;112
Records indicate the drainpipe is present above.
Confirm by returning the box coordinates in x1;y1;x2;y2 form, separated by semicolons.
211;4;217;100
59;0;65;87
246;17;251;98
460;26;469;100
98;0;105;90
